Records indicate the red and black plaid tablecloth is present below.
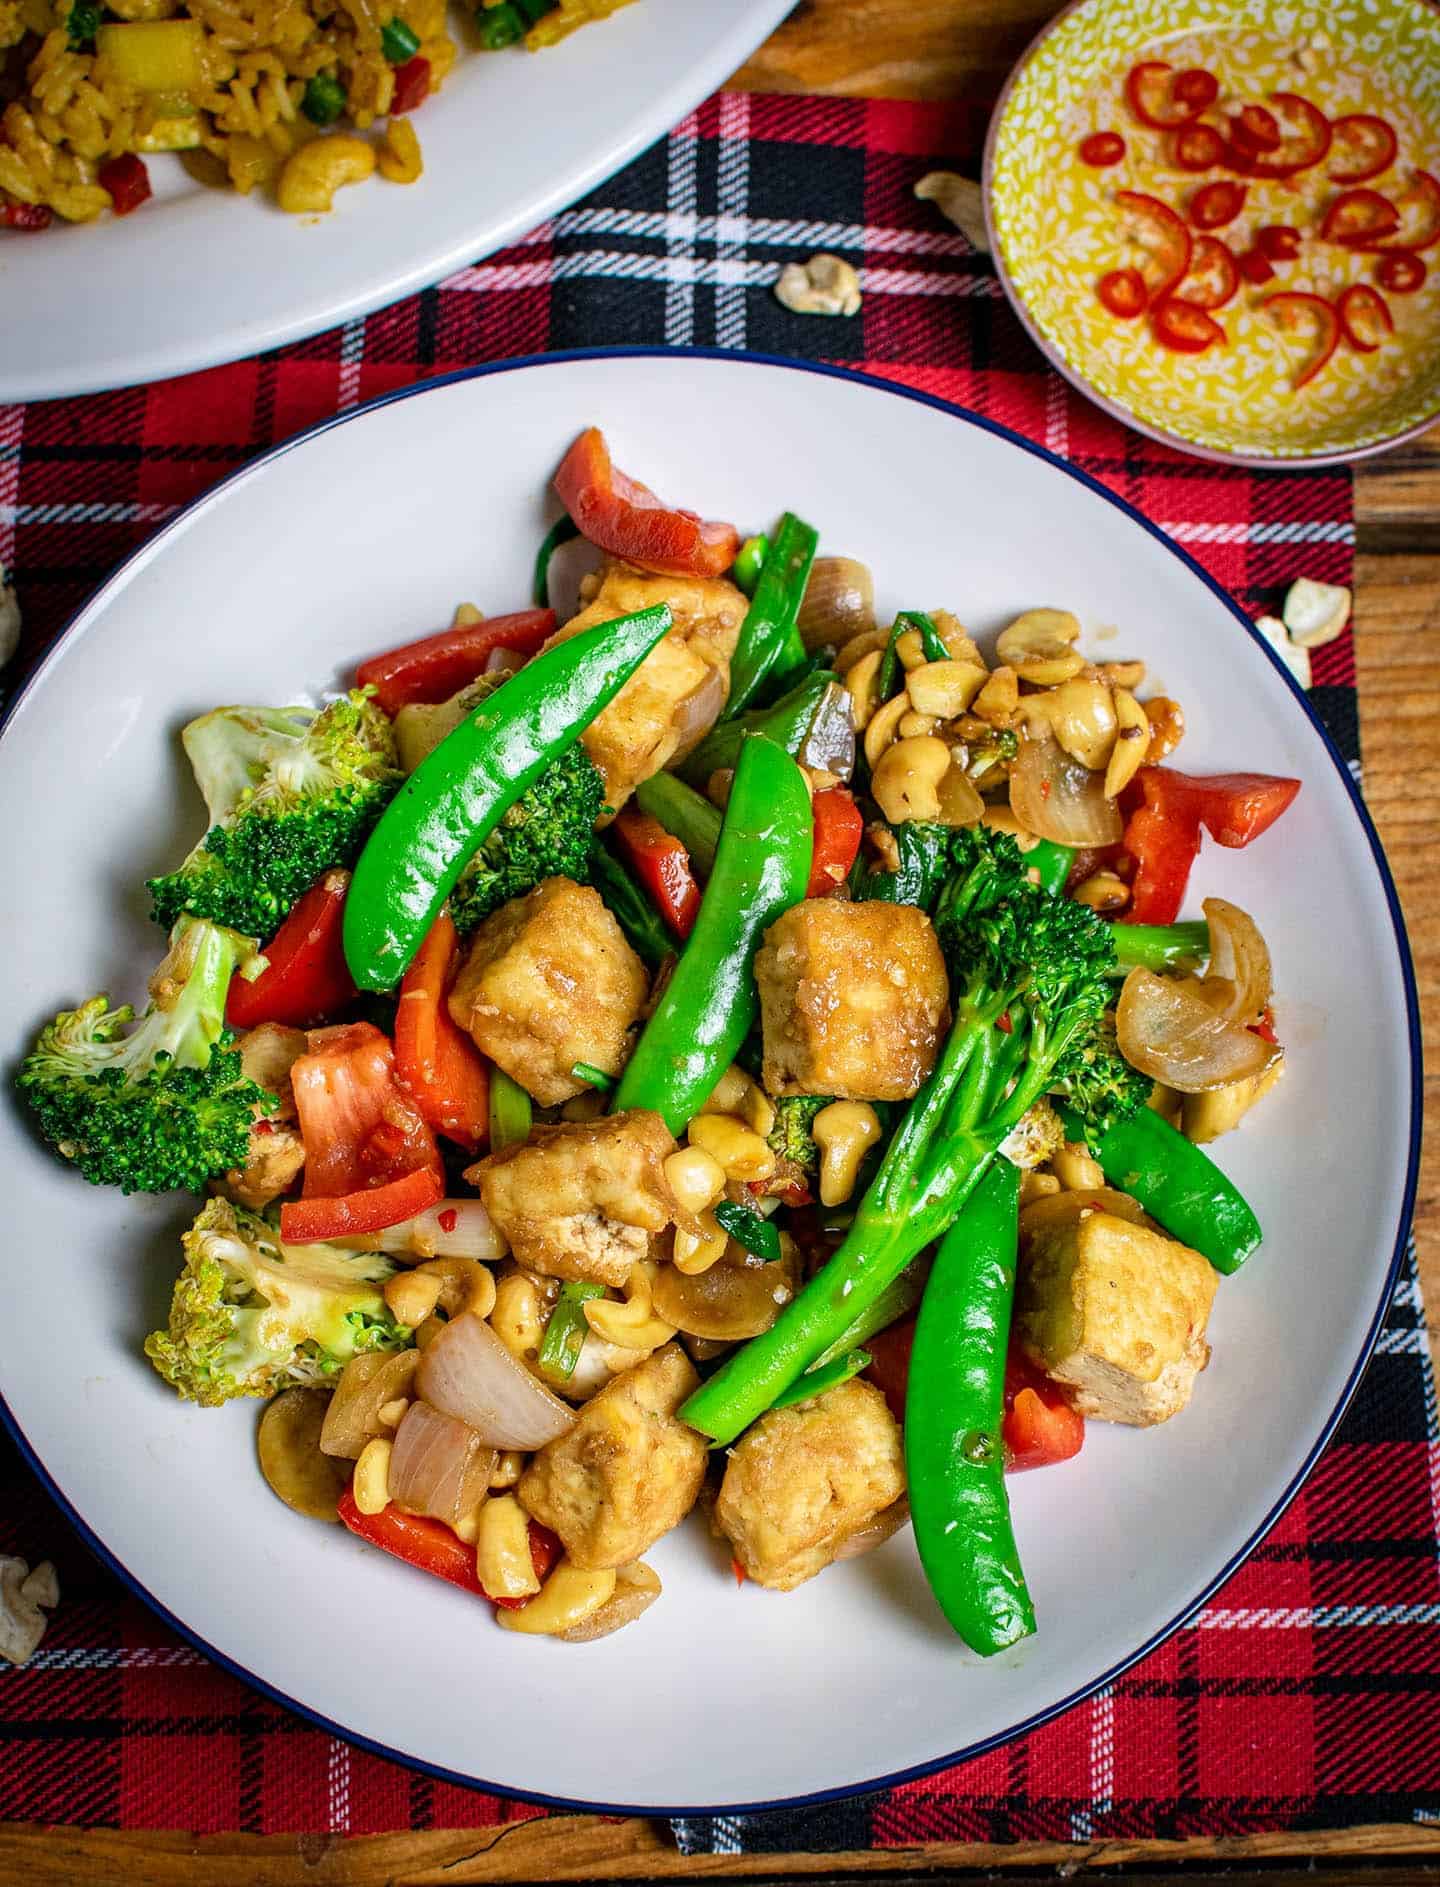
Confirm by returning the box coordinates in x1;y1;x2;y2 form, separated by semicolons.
1;92;1435;1846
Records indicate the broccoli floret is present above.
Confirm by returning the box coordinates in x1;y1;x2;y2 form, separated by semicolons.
965;725;1018;785
147;692;401;937
16;917;274;1194
766;1095;831;1175
449;737;607;933
144;1198;411;1406
1053;1010;1153;1145
998;1098;1065;1170
853;820;963;914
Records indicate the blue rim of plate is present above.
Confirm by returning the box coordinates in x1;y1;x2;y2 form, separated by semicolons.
0;347;1422;1820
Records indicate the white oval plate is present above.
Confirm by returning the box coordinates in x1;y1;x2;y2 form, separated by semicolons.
0;1;789;405
0;353;1418;1813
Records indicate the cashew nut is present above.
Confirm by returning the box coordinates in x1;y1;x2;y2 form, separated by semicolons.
971;664;1019;726
416;1256;496;1322
1104;688;1152;798
0;1557;58;1666
583;1260;676;1351
872;735;951;824
812;1101;882;1207
995;608;1085;685
277;133;376;214
1073;869;1130;913
1145;695;1186;761
914;170;990;252
496;1559;617;1636
843;648;883;729
1044;675;1118;770
906;658;989;720
377;115;422;185
774;252;861;317
0;562;19;671
863;692;911;769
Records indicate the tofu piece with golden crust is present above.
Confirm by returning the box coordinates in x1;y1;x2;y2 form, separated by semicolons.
519;1343;707;1568
1016;1208;1218;1427
716;1379;906;1591
547;560;745;810
469;1110;680;1288
448;877;647;1106
756;900;950;1101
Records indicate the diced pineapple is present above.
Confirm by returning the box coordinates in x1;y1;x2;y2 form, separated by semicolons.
96;19;203;93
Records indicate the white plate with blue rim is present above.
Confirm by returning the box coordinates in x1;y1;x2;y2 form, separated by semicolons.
0;0;791;404
0;351;1418;1811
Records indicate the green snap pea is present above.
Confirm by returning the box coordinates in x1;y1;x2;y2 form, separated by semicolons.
488;1067;532;1151
612;736;812;1134
907;1160;1035;1654
722;514;818;719
1057;1102;1261;1274
633;771;722;879
343;603;671;990
771;1349;871;1411
587;841;674;970
731;533;769;596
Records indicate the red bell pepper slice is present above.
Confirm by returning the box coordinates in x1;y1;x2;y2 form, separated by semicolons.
98;153;151;216
864;1318;1084;1471
1078;131;1126;167
225;871;356;1030
1376;251;1426;294
1179;236;1239;311
1115;190;1192;298
553;427;742;581
280;1020;444;1240
1228;92;1331;179
1097;267;1148;319
1263;291;1340;388
1173;122;1226;172
1189;180;1247;230
611;807;702;938
806;787;864;897
1256;223;1302;261
1151;295;1226;355
0;201;52;230
1121;765;1301;925
1121;798;1202;925
281;1166;442;1241
1003;1356;1085;1471
390;53;429;113
1322;187;1400;247
1328;113;1397;185
355;608;555;716
394;913;489;1152
337;1490;560;1609
1124;61;1213;130
1337;282;1394;353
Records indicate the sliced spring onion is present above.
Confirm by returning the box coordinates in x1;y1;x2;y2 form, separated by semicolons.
538;1281;607;1381
380;16;421;60
533;514;580;609
714;1198;781;1263
877;609;947;701
302;72;346;124
771;1348;871;1411
489;1067;532;1150
571;1061;615;1091
731;533;769;596
476;0;524;46
65;0;100;47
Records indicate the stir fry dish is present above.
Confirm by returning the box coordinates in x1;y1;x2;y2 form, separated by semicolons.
0;0;632;228
17;429;1304;1653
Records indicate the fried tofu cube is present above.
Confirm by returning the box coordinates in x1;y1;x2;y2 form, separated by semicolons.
518;1343;708;1568
448;876;647;1106
469;1110;679;1288
715;1378;906;1591
546;560;746;810
1016;1208;1218;1427
756;900;950;1101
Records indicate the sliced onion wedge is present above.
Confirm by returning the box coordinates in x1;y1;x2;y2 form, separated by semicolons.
388;1400;496;1529
1010;729;1124;847
1117;968;1279;1093
1200;897;1272;1026
416;1311;575;1450
672;661;728;755
798;557;876;652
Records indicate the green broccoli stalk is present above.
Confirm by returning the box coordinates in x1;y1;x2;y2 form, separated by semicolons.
449;737;606;934
148;692;401;937
16;917;274;1194
766;1094;831;1175
1110;919;1210;974
682;827;1147;1444
145;1198;411;1406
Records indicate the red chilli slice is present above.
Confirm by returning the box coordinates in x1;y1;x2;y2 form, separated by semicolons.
1097;267;1149;318
1375;169;1440;253
1115;189;1192;296
1231;104;1282;154
1190;180;1247;229
1336;282;1394;353
1256;224;1302;261
1328;113;1398;185
1173;68;1219;113
1322;187;1401;246
1151;295;1227;354
1376;250;1427;294
1179;235;1239;309
1173;122;1227;172
1229;92;1332;179
1125;60;1212;130
1264;291;1340;388
1079;130;1127;167
1237;247;1277;286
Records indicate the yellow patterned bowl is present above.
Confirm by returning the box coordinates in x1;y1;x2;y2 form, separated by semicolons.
984;0;1440;465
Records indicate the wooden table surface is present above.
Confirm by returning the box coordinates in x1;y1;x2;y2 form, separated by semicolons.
7;3;1437;1881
